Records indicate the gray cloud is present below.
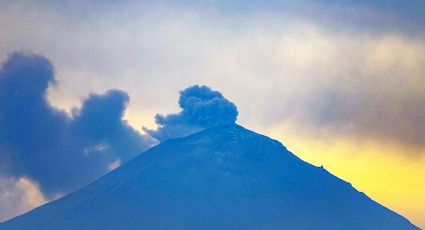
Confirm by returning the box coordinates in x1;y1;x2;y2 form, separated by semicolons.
1;0;425;225
144;85;238;141
302;83;425;150
0;53;154;197
0;0;424;155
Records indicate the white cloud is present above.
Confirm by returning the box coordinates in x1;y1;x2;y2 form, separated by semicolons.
1;0;425;224
0;176;47;222
1;1;425;149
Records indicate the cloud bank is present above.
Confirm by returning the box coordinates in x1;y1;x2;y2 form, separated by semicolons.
144;85;238;141
0;53;154;198
1;0;424;155
1;1;425;227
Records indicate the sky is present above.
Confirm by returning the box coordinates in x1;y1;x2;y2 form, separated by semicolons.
0;0;424;228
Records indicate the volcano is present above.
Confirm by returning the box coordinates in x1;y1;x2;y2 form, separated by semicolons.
2;124;418;229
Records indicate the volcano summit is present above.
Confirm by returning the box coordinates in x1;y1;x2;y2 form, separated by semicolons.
1;124;418;230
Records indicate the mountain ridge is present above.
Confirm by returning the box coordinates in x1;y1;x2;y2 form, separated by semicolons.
1;124;419;229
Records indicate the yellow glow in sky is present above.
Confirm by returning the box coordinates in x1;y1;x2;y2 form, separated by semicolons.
268;125;425;229
128;115;425;228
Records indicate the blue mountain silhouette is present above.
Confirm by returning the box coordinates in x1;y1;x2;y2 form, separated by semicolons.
2;124;419;229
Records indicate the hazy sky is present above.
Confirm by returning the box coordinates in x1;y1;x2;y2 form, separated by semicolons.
0;0;424;227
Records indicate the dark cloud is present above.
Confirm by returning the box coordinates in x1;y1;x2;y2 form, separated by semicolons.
0;53;154;197
297;85;425;152
144;85;238;141
72;90;150;161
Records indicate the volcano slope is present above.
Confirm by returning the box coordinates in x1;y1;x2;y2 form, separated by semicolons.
2;124;419;230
